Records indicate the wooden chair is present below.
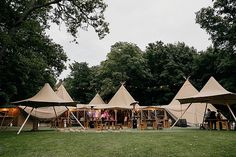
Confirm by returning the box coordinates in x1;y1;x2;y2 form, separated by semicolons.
96;120;107;131
156;119;163;130
139;121;147;130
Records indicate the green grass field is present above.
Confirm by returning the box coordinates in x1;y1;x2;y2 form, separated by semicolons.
0;128;235;157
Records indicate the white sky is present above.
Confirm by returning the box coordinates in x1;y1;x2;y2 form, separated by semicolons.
47;0;213;79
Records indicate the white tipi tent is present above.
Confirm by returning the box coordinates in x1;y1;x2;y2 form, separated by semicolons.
18;84;73;119
89;93;105;104
19;84;75;119
89;93;108;109
108;84;138;109
178;76;235;122
56;84;74;101
13;83;77;134
163;79;218;126
55;84;84;129
77;93;107;109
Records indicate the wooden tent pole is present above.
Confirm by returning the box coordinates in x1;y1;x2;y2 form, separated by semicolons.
201;103;208;127
0;111;7;129
141;109;143;122
227;104;236;122
170;103;192;129
17;108;34;135
53;106;58;128
115;110;117;124
83;109;86;127
65;106;85;130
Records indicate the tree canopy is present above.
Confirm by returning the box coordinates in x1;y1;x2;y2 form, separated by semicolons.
0;0;109;104
0;0;109;40
144;41;198;105
64;62;95;103
196;0;236;53
195;0;236;92
94;42;151;102
65;41;199;105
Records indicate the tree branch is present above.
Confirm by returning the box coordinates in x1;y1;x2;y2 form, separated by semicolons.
14;0;62;27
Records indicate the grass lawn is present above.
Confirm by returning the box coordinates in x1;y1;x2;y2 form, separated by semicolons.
0;127;235;157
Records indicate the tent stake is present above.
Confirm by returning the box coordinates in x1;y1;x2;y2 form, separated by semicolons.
65;106;85;130
170;103;192;129
17;108;34;135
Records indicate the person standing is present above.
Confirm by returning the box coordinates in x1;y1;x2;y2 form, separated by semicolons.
216;110;222;130
205;109;211;129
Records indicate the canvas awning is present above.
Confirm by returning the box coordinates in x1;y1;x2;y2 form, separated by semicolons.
178;77;236;105
11;83;78;134
12;83;77;107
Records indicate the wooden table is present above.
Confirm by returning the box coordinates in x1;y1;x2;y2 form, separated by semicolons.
216;119;229;130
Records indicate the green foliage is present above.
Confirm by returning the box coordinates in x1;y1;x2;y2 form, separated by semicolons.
191;47;236;93
65;62;94;103
0;0;109;103
196;0;236;53
194;0;236;93
96;42;151;102
0;19;66;102
66;41;200;106
144;41;198;105
0;0;109;40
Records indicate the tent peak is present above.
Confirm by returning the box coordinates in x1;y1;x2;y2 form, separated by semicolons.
200;76;230;94
12;83;76;107
89;93;105;104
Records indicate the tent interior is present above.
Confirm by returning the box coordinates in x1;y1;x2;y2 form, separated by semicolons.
0;106;19;128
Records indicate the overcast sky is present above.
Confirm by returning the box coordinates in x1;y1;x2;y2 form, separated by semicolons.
47;0;213;79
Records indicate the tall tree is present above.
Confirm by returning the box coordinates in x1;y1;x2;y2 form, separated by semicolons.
0;0;109;104
97;42;151;103
144;41;198;105
65;62;94;103
196;0;236;53
195;0;236;92
0;19;67;103
191;47;236;93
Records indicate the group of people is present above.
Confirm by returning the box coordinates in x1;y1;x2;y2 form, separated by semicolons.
205;108;222;130
86;110;115;128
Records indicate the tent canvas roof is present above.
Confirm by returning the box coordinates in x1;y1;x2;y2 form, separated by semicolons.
178;77;236;105
55;84;73;102
89;93;105;104
20;106;67;119
163;79;218;126
13;83;76;108
108;84;138;109
19;84;74;119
